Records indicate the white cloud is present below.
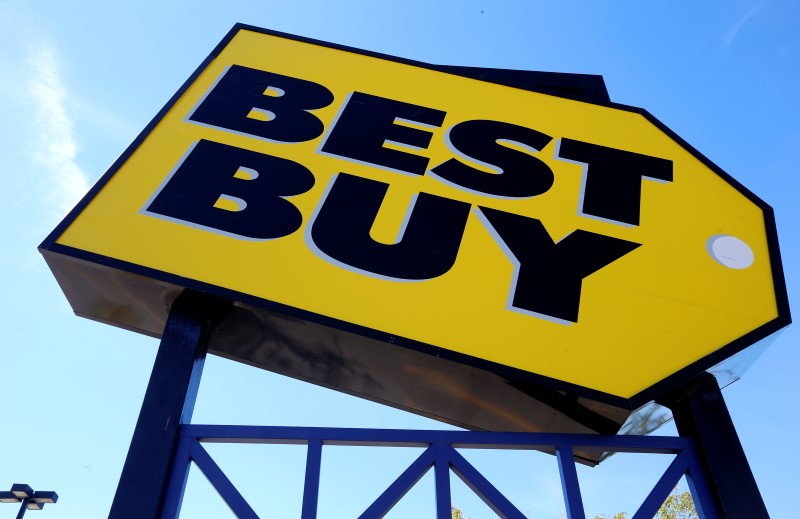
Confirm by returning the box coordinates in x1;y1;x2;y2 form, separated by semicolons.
27;43;90;217
722;2;764;49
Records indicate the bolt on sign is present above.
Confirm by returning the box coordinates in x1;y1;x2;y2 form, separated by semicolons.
40;24;789;459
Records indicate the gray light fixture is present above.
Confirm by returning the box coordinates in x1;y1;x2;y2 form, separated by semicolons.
0;484;58;518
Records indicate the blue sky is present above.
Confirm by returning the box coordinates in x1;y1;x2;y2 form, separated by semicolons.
1;1;798;517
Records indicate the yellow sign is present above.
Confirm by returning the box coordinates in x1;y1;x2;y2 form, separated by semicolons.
41;25;789;405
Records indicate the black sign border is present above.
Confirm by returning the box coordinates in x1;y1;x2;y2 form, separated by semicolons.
40;23;791;411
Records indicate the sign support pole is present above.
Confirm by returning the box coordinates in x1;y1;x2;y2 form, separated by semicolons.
108;290;231;519
663;374;769;519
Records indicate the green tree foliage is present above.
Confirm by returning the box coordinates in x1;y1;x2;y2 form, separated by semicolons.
651;488;698;519
458;487;698;519
583;488;698;519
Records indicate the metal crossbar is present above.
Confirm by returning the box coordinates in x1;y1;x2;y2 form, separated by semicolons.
162;425;718;519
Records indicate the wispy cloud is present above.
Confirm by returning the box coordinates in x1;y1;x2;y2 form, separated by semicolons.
27;43;90;217
722;2;764;49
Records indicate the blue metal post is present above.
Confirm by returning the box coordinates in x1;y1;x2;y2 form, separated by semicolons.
15;499;28;519
108;290;230;519
301;440;323;519
556;446;585;519
663;374;768;519
432;443;452;519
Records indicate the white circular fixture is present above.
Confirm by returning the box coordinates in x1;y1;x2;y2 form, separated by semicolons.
707;235;754;269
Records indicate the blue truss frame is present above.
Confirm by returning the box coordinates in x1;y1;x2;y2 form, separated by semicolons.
162;425;719;519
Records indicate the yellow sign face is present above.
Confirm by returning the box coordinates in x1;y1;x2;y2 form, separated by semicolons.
43;25;788;402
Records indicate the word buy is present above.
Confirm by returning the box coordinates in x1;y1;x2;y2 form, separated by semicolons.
146;65;673;323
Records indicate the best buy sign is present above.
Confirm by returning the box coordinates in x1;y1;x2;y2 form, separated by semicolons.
41;25;789;406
